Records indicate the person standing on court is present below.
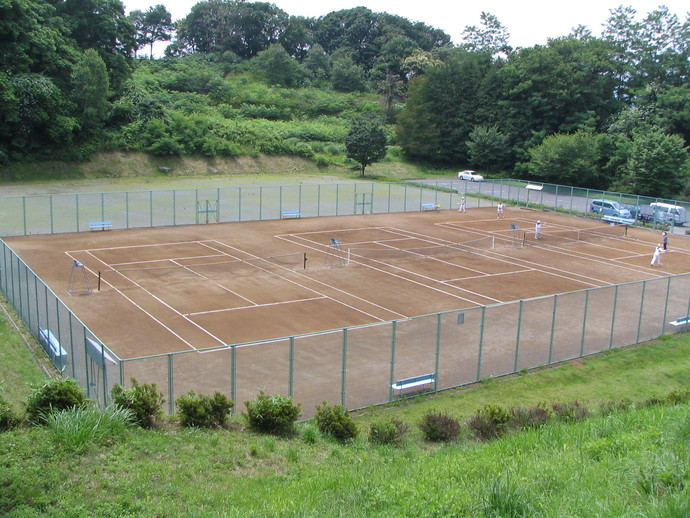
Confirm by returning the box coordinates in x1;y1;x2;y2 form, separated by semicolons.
497;202;504;219
458;197;466;213
651;244;664;267
662;231;668;250
535;220;543;239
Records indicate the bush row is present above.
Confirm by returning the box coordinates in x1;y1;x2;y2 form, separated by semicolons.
2;378;688;451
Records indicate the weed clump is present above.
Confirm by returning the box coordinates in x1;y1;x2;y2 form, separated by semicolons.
368;419;408;446
552;401;589;422
467;404;511;441
419;411;460;442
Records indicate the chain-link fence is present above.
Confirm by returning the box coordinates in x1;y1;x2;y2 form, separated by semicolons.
1;179;689;418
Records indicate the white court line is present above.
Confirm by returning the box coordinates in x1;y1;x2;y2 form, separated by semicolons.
199;240;404;321
169;259;256;306
185;296;326;317
278;232;502;305
381;226;607;288
66;239;217;254
69;249;227;351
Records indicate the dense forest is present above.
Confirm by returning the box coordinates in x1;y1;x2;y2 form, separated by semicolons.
1;0;689;197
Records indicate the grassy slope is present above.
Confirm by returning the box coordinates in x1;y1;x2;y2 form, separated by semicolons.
1;292;689;516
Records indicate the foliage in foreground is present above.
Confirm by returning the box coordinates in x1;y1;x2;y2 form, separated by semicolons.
176;390;234;428
243;390;302;436
25;377;87;425
110;378;165;428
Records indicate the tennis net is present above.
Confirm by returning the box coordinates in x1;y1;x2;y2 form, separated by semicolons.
525;224;627;245
347;236;498;263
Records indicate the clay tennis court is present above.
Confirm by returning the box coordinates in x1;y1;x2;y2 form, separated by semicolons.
5;206;690;413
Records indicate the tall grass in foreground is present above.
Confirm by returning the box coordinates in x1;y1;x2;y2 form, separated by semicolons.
43;404;133;451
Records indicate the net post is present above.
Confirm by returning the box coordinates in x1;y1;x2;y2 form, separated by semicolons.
303;252;307;270
98;271;101;292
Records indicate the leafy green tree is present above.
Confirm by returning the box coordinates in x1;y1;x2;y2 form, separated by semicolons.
176;0;289;59
527;131;604;188
346;120;387;176
303;43;331;81
130;4;174;59
629;129;689;197
55;0;136;91
331;55;367;92
498;34;621;162
466;125;511;171
395;76;440;160
249;43;307;87
461;12;512;56
71;49;110;135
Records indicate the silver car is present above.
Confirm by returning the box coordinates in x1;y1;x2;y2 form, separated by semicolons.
458;170;484;181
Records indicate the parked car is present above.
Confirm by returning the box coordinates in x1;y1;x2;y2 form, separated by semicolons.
458;170;484;181
590;199;632;218
649;202;687;226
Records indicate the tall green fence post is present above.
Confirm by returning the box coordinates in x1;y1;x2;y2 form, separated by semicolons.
476;306;486;381
580;290;590;357
167;354;174;414
514;300;523;372
609;285;619;349
288;336;294;398
434;313;441;391
230;345;237;414
636;281;647;343
548;294;558;364
388;320;397;402
49;195;54;234
340;328;348;407
661;277;671;334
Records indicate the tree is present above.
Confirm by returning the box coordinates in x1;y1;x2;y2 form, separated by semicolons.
71;49;110;135
527;131;605;188
249;44;306;87
466;125;511;171
629;129;688;197
346;120;387;176
462;12;512;56
130;4;174;59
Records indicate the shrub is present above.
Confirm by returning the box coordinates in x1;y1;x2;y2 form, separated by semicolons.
663;389;690;405
314;401;358;443
509;406;550;430
419;411;460;442
552;401;589;422
467;405;512;441
368;419;408;446
25;378;87;425
243;391;301;436
44;404;133;452
110;378;165;428
0;387;21;431
176;391;234;428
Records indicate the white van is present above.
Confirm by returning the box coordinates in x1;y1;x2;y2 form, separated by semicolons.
649;202;688;226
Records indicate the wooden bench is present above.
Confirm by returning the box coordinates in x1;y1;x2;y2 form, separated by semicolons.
38;328;68;361
421;203;440;211
89;221;112;231
391;373;435;394
281;210;301;219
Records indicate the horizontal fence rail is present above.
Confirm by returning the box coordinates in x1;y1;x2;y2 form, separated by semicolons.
1;179;689;418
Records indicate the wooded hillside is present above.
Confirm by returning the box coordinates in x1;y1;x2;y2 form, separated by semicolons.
1;1;688;197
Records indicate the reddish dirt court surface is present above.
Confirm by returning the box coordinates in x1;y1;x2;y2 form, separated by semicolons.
6;206;689;361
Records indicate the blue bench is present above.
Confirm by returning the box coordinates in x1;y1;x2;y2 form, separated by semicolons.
281;210;301;219
391;373;436;393
89;221;112;231
669;316;690;327
421;203;440;211
38;328;68;361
